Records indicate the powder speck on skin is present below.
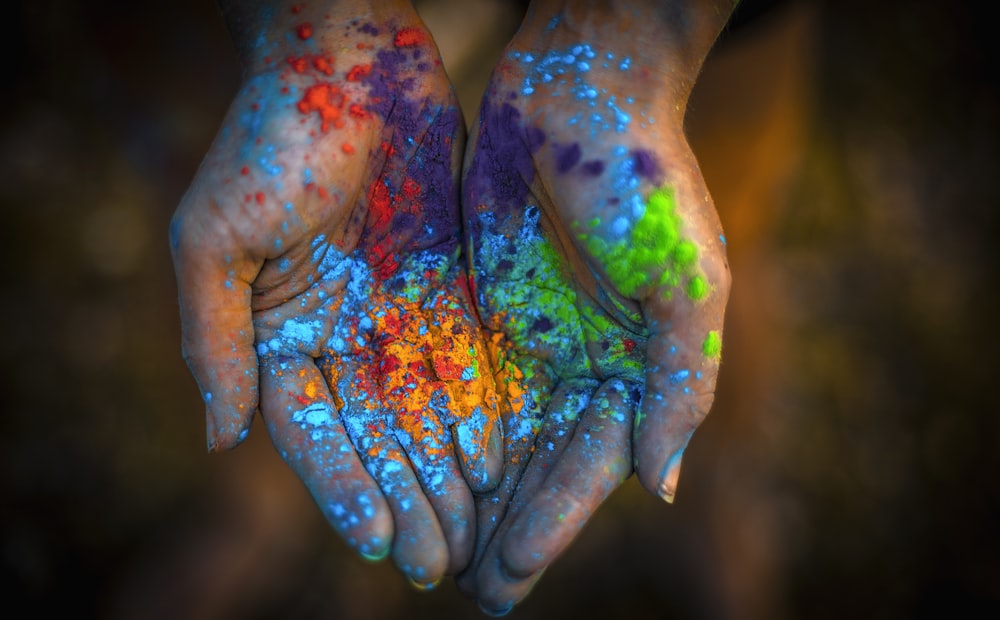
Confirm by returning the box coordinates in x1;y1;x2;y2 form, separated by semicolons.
577;186;708;301
702;330;722;358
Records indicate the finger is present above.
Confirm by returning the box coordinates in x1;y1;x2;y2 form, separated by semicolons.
170;213;259;452
324;354;451;586
632;187;731;503
258;354;392;560
379;331;476;575
474;378;636;612
466;379;600;615
423;287;503;494
454;346;555;597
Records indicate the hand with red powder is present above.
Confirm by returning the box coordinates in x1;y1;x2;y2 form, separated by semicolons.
169;0;501;587
456;0;736;612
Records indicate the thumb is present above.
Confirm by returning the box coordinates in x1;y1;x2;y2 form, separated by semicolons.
170;211;261;452
632;186;730;503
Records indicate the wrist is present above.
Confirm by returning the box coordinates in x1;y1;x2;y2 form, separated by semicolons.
219;0;419;78
513;0;737;113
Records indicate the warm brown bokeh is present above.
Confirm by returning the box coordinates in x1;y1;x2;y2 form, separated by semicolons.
1;0;997;618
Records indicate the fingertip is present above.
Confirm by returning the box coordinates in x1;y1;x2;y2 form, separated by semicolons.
205;403;254;452
408;576;442;592
442;504;475;575
452;402;504;495
461;418;503;495
484;420;504;490
478;601;514;617
635;430;691;504
360;543;391;563
497;497;569;579
394;547;449;590
475;556;543;616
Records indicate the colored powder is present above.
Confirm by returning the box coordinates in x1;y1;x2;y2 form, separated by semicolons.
463;100;536;217
631;149;661;180
297;23;313;40
346;64;372;81
525;126;546;152
577;186;708;301
393;27;425;47
581;160;605;177
313;56;334;76
555;142;581;173
687;275;709;301
702;331;722;358
297;83;345;132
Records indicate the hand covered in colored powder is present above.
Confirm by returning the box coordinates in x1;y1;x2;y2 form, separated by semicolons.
456;1;735;612
169;0;501;586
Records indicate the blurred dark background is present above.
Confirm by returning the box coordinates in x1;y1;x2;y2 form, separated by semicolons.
1;0;998;618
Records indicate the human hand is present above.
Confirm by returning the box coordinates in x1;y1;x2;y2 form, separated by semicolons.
169;0;501;586
456;1;734;611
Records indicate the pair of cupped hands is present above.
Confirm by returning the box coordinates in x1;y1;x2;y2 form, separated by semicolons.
170;0;730;614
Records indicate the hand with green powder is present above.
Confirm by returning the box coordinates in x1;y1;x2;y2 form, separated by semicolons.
456;0;736;612
169;0;502;588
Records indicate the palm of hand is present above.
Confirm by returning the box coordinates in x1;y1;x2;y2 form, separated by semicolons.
458;46;729;610
171;20;499;583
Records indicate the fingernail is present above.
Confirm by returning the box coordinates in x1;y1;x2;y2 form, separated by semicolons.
359;544;391;563
478;601;513;617
657;447;686;504
408;577;441;592
488;420;503;459
206;407;219;453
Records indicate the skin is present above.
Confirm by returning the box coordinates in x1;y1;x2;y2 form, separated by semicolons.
172;0;734;605
169;0;503;585
455;0;735;613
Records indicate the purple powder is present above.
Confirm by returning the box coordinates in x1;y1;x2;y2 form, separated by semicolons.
358;44;463;267
359;22;380;36
631;148;662;181
525;126;546;153
581;159;605;177
555;143;581;174
463;98;537;214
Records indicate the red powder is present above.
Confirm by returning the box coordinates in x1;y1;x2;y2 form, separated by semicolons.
312;55;334;76
394;27;424;47
296;83;345;132
368;181;392;229
378;353;401;377
287;55;309;73
250;102;259;111
346;64;371;81
297;23;313;40
623;338;637;353
373;253;399;280
255;192;266;205
348;103;369;120
401;178;421;199
379;140;396;159
291;4;301;13
432;354;465;381
342;143;355;155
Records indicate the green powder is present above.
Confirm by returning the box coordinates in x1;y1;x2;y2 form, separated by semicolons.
702;330;722;358
687;275;708;301
577;187;708;301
